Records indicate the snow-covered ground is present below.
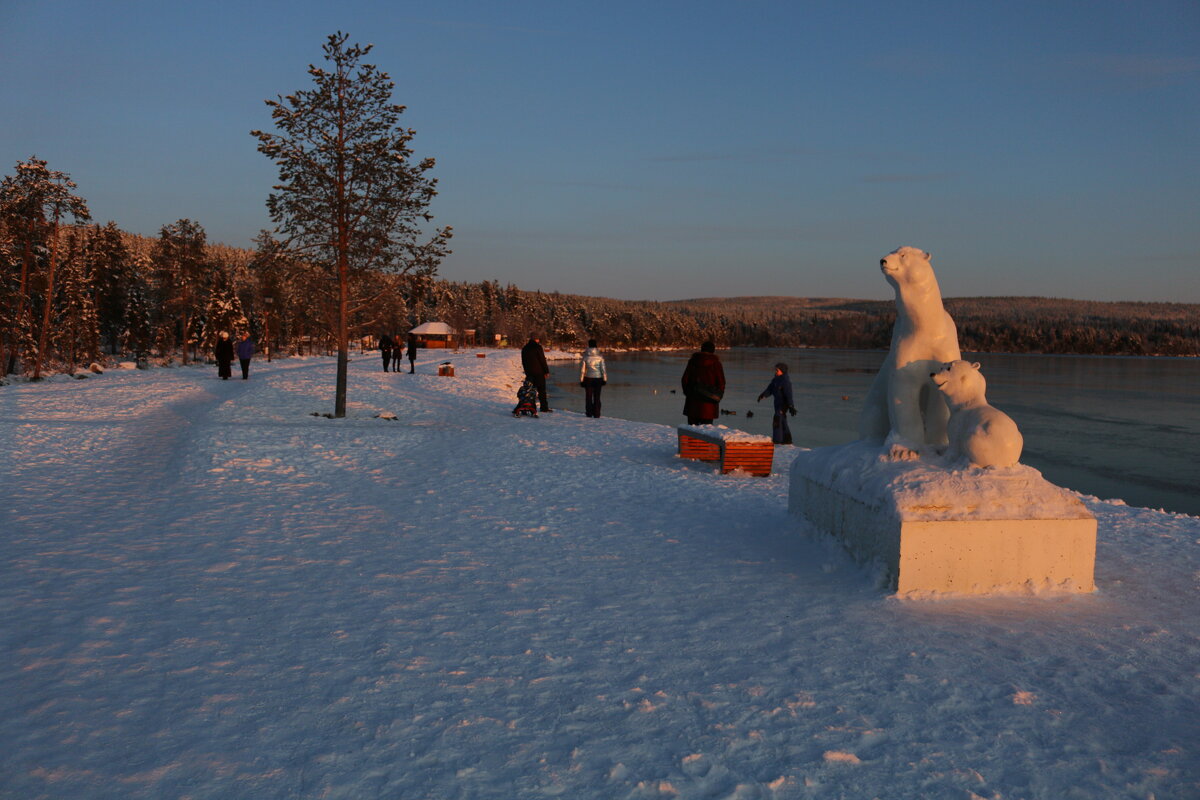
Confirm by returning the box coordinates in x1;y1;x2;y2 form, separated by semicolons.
2;350;1197;799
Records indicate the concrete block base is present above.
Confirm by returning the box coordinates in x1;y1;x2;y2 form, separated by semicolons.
788;443;1097;595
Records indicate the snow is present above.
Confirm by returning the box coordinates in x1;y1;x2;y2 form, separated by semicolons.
2;350;1198;799
409;321;455;335
791;441;1092;521
680;424;774;444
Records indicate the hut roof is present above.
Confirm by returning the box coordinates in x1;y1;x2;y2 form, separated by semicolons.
409;321;456;336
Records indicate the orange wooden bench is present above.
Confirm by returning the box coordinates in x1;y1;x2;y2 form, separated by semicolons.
677;426;774;476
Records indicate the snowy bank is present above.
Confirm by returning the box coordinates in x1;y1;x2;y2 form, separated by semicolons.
1;350;1198;799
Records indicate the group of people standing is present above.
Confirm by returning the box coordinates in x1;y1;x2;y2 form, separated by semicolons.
214;331;256;380
514;333;609;419
516;335;796;445
681;340;796;444
378;334;417;374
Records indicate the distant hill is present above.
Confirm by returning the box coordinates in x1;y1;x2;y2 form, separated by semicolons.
652;295;1200;356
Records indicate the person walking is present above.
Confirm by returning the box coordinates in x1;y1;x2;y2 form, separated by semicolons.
236;332;256;381
379;333;394;372
215;331;234;380
757;362;797;444
406;335;418;374
681;340;724;425
579;338;607;418
521;333;552;412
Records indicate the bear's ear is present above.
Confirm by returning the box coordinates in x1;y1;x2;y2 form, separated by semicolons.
971;362;981;370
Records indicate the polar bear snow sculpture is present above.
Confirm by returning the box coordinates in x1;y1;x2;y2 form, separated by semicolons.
859;246;961;456
931;360;1023;468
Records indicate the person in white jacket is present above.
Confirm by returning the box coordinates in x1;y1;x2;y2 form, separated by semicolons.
579;339;607;418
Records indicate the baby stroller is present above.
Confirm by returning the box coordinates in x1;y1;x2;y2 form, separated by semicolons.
512;378;539;418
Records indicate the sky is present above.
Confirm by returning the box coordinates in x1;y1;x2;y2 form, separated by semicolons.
2;0;1198;302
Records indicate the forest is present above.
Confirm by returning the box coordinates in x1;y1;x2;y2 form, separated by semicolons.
2;193;1197;380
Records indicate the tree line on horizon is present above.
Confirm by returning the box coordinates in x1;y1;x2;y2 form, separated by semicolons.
2;201;1196;383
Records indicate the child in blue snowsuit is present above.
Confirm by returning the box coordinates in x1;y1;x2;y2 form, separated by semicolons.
757;362;796;444
513;378;540;418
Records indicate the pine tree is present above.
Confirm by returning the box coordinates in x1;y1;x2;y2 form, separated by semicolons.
52;231;100;374
153;218;209;364
124;275;154;367
0;220;19;379
252;32;452;417
87;222;133;354
202;280;249;353
0;157;91;378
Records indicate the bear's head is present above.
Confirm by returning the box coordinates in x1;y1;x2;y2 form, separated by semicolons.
930;360;986;406
879;246;934;290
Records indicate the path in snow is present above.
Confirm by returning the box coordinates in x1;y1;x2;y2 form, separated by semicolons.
1;351;1197;799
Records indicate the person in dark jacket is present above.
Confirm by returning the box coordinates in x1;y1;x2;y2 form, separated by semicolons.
215;331;234;380
757;362;797;444
379;333;394;372
521;333;552;412
236;332;256;380
406;335;417;374
681;340;725;425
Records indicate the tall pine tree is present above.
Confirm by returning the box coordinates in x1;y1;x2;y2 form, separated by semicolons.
87;222;133;355
252;32;452;417
0;157;90;378
153;218;208;365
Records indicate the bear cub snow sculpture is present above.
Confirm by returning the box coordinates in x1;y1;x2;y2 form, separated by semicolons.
859;246;961;458
930;360;1023;468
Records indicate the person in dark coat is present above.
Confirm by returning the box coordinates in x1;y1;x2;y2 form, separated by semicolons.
236;332;256;380
406;335;417;374
215;331;234;380
379;333;394;372
681;340;725;425
521;333;552;412
757;362;797;444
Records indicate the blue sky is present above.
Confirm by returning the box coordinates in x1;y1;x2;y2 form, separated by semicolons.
3;0;1197;302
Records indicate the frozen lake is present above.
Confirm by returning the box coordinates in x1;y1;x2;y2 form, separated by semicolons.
551;348;1200;517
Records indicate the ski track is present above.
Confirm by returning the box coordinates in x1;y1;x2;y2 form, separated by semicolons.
1;352;1197;799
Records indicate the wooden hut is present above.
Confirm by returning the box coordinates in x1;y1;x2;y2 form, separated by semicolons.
409;321;457;349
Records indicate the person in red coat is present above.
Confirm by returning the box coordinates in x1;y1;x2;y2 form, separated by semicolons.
681;340;725;425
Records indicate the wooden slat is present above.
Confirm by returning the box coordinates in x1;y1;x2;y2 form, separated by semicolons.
679;432;721;461
722;443;774;476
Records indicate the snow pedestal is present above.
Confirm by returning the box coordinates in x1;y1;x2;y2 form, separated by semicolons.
789;442;1096;595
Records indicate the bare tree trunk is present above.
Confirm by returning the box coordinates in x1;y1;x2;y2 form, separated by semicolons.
335;261;348;417
32;219;61;380
180;308;191;365
333;70;349;418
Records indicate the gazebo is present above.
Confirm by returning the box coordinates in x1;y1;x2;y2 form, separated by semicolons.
409;321;457;349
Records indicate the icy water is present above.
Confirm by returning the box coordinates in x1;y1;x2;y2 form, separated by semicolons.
550;348;1200;517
